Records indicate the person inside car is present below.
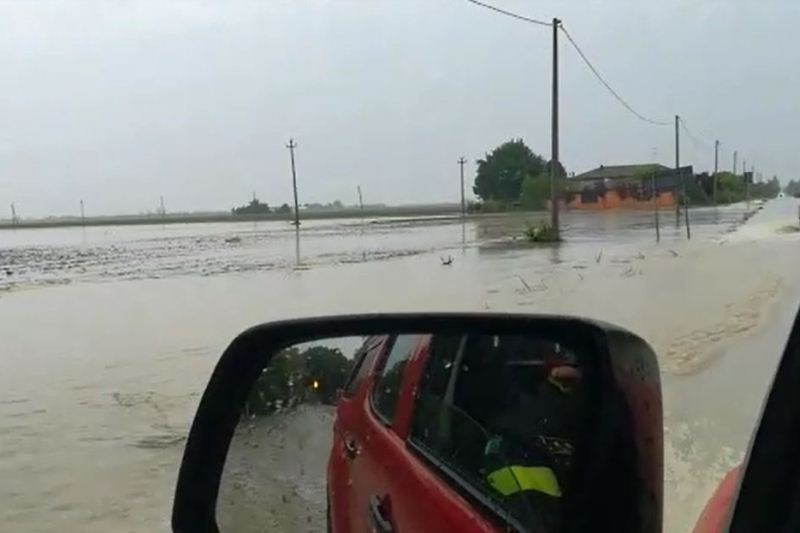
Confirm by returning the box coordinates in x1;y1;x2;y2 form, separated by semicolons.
479;340;587;531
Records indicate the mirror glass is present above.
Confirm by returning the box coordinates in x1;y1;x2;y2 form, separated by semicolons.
217;333;594;533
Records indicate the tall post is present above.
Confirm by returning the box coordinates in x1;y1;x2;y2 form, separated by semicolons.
10;202;17;225
357;185;364;222
651;170;660;243
550;18;561;238
713;140;719;205
286;138;300;226
80;199;85;226
746;165;752;208
733;150;738;174
675;115;681;226
458;156;467;218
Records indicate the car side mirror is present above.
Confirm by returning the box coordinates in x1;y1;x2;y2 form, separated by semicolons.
172;313;662;533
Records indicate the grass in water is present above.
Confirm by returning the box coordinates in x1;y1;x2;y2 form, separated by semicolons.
525;221;561;243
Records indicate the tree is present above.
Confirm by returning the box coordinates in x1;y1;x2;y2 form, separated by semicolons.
473;139;546;202
715;172;746;204
277;203;292;213
245;345;354;415
519;159;567;210
520;174;550;210
785;179;800;196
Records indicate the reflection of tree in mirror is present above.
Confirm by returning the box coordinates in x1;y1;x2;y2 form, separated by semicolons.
245;345;352;416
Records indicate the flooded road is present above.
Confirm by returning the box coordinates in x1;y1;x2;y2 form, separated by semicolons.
1;201;799;532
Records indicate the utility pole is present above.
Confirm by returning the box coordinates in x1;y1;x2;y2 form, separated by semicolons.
713;140;719;205
286;138;300;226
550;18;561;239
357;185;364;221
675;115;681;226
80;199;85;226
733;150;738;174
458;156;467;218
651;170;660;243
10;202;17;225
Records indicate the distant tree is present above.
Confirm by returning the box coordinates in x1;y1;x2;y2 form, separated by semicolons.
331;200;344;209
519;159;567;210
245;344;355;415
520;174;550;210
751;176;781;199
785;179;800;196
473;139;546;203
277;203;292;214
715;172;747;204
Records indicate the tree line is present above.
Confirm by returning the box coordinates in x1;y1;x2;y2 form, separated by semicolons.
471;139;783;209
244;344;353;416
471;139;565;212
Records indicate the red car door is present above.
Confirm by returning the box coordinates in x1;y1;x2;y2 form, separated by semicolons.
328;336;389;533
344;334;501;533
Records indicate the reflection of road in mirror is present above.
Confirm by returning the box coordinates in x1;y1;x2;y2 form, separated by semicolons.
216;337;363;532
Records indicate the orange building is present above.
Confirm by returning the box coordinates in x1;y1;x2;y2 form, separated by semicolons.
564;163;686;210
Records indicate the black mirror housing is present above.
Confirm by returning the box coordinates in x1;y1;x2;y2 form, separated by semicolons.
172;313;662;533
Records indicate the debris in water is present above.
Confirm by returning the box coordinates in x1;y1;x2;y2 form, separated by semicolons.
637;251;645;260
595;250;603;264
516;275;532;293
440;255;453;266
224;236;242;244
669;249;679;257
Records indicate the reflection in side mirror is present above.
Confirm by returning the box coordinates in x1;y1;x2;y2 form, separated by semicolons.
174;315;662;533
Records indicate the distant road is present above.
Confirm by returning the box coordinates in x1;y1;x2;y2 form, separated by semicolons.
0;204;467;230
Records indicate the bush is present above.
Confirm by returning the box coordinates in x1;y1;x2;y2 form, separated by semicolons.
525;221;561;243
520;174;550;210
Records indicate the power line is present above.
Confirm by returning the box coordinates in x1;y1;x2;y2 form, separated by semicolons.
559;25;672;126
463;0;550;27
679;117;713;149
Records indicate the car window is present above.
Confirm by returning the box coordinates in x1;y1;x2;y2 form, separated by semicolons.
342;336;383;398
371;334;420;424
410;334;589;532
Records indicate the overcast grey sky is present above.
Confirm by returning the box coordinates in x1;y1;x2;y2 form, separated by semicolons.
1;1;797;216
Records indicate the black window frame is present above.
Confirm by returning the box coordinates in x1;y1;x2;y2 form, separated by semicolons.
341;335;384;399
369;334;420;427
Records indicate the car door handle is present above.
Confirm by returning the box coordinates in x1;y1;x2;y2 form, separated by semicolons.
343;437;358;459
368;495;393;533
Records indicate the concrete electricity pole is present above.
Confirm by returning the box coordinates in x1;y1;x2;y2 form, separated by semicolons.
10;202;17;225
733;150;738;174
674;115;690;238
713;140;719;205
80;199;85;226
550;18;561;238
675;115;681;225
357;185;364;221
458;156;467;218
286;138;300;226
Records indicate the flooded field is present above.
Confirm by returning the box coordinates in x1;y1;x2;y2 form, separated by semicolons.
1;201;799;532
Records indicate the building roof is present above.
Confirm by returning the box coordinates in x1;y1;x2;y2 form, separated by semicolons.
572;163;671;181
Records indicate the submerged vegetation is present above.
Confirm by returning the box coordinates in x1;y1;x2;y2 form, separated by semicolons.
525;221;561;243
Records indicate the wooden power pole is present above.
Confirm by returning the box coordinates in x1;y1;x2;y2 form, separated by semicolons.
550;18;561;238
458;156;467;218
713;140;719;205
286;138;300;226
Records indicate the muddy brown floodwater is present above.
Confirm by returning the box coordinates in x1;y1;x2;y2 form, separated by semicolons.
1;201;799;532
